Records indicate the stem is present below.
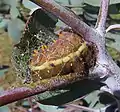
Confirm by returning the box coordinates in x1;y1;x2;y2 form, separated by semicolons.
95;0;109;36
106;24;120;32
64;104;96;112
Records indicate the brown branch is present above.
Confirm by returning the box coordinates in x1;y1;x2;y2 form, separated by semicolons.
29;0;92;37
95;0;109;36
0;87;31;106
0;73;85;106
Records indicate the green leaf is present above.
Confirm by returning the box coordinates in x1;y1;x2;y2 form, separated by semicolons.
106;32;120;53
0;69;8;77
0;18;10;29
2;0;18;7
71;8;83;15
0;106;10;112
109;14;120;20
10;7;21;19
55;0;69;5
12;9;58;83
8;18;25;43
23;0;40;10
107;47;120;61
84;0;120;6
84;90;105;109
22;101;30;107
84;12;97;21
37;103;64;112
56;19;67;28
70;0;84;6
0;4;10;13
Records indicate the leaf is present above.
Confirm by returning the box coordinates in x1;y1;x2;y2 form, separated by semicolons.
84;0;100;6
12;8;58;83
0;29;13;65
0;69;8;77
22;100;30;107
55;0;69;5
83;4;99;14
7;18;25;43
84;12;97;21
37;103;64;112
56;19;67;28
0;4;10;13
10;7;21;19
70;0;84;6
2;0;18;7
106;32;120;53
0;65;9;77
0;106;10;112
36;80;102;106
23;0;40;10
107;47;120;61
84;0;120;6
0;18;10;29
109;14;120;20
71;8;83;15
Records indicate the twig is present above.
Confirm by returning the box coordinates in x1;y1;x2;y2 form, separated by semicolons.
95;0;109;36
106;24;120;32
64;104;96;112
64;102;119;112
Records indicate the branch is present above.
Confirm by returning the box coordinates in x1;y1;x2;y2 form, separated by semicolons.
0;87;31;106
29;0;91;37
95;0;109;36
64;103;117;112
106;24;120;32
64;104;96;112
0;73;85;106
85;0;120;100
